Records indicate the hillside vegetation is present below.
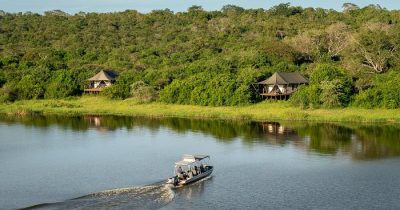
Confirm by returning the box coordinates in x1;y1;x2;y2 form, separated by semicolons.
1;3;400;108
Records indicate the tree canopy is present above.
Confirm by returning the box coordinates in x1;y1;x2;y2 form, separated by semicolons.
1;4;400;107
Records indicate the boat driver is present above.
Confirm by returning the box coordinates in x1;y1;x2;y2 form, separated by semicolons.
177;166;183;174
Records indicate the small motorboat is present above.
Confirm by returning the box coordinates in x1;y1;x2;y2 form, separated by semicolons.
166;154;213;188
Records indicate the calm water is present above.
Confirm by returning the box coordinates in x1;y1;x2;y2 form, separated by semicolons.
1;115;400;209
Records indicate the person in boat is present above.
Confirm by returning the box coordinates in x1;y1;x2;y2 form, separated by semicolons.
192;166;198;176
173;176;179;186
177;166;183;174
182;171;187;179
176;166;185;180
200;164;205;173
194;166;199;175
187;170;193;179
177;172;184;181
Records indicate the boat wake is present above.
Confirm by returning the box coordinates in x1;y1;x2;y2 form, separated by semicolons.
22;183;174;210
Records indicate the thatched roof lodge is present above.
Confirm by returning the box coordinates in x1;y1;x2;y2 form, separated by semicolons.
255;72;308;100
84;70;119;94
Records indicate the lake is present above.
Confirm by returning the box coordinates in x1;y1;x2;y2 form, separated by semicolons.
1;115;400;209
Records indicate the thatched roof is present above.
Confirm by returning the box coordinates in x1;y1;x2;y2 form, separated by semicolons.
88;70;119;81
257;72;308;85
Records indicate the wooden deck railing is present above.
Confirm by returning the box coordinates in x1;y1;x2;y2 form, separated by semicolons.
84;88;103;94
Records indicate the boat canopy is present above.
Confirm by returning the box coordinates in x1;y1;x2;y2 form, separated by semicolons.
175;154;210;166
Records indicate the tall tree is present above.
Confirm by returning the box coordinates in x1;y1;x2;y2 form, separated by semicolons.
353;24;397;73
323;22;352;59
342;3;360;12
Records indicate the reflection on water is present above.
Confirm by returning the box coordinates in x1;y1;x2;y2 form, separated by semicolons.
292;123;353;156
289;122;400;160
167;176;212;210
0;114;399;160
173;176;211;201
258;122;302;146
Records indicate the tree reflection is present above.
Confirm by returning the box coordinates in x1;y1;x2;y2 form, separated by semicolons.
285;122;400;160
289;123;353;155
351;124;400;160
0;114;399;160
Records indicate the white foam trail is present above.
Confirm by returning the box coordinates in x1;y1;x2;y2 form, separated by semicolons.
22;184;175;210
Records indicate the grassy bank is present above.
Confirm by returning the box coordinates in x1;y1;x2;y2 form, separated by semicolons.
0;96;400;123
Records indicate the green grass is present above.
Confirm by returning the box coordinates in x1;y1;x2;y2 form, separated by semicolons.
1;96;400;123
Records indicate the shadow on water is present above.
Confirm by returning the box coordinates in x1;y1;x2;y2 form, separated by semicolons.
1;114;400;160
21;183;174;210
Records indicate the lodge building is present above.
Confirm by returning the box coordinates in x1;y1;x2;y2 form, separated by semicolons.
255;72;308;100
84;70;119;94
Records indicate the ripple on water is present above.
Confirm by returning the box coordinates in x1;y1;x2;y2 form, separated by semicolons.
22;184;174;210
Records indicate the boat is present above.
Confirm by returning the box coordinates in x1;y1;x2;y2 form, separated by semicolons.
166;154;213;188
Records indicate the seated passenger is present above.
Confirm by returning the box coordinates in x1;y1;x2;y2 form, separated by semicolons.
177;173;184;180
182;171;187;179
174;177;179;186
200;164;205;173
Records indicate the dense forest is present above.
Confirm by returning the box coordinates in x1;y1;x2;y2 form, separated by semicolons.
1;3;400;108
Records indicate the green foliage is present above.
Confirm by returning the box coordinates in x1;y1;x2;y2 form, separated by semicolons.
160;72;211;105
354;71;400;108
353;88;382;108
101;71;139;99
290;85;321;108
160;71;257;106
101;84;130;99
320;80;343;108
0;5;399;108
130;81;158;103
0;84;17;103
311;64;353;106
13;67;51;100
291;64;353;108
39;49;68;71
310;64;345;83
0;71;5;88
270;3;303;17
45;70;79;99
353;29;398;73
221;5;245;14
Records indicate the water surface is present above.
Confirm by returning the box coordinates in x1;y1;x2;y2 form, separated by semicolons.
0;115;399;209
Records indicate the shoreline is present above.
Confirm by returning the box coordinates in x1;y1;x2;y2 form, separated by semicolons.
0;96;399;123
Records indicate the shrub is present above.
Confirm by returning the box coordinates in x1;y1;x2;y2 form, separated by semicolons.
102;84;131;99
15;75;46;99
130;81;158;103
160;72;255;106
290;85;320;108
0;84;17;103
13;67;51;100
320;79;343;108
102;71;137;100
354;71;400;108
353;89;376;108
310;64;346;84
45;71;78;99
291;64;353;108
